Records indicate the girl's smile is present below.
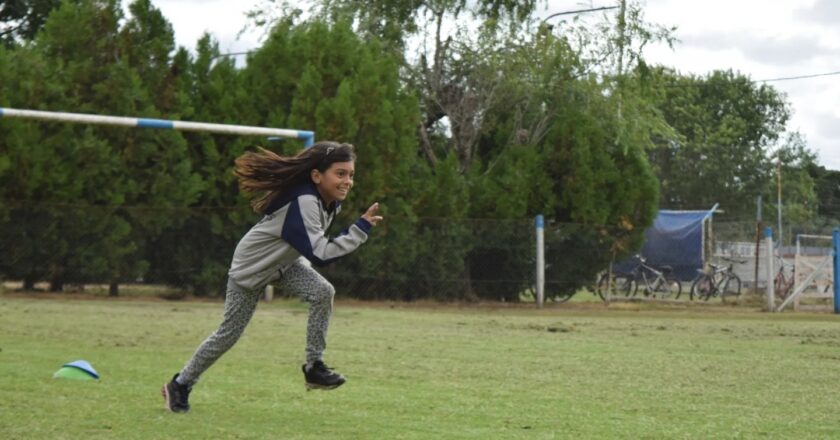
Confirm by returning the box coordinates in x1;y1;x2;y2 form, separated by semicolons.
312;161;355;205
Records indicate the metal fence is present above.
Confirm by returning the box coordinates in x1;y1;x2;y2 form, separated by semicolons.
0;205;554;300
714;222;837;288
1;205;835;305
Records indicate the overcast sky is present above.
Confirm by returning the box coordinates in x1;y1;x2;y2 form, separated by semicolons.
146;0;840;170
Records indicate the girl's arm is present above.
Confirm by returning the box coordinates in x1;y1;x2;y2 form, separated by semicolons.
281;196;377;266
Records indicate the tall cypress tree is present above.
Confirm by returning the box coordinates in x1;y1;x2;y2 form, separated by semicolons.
0;0;202;293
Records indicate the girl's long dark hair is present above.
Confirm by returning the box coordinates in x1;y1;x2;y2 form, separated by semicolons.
234;141;355;214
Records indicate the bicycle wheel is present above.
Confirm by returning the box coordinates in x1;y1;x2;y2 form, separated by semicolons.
774;273;793;300
772;273;784;299
627;274;642;297
546;291;575;303
774;270;795;300
719;274;741;299
596;273;634;300
618;275;636;297
652;276;681;299
666;277;682;298
675;277;686;299
690;275;714;301
596;273;609;300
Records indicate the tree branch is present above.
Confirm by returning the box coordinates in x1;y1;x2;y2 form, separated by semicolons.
417;122;439;167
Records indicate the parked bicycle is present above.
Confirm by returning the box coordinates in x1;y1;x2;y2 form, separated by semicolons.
689;257;744;301
596;255;681;300
524;262;580;303
773;257;795;300
596;270;635;300
628;255;682;299
542;285;576;303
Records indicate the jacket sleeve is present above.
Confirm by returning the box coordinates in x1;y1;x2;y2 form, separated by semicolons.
280;195;372;266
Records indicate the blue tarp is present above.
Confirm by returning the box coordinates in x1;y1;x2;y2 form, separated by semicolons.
614;208;715;281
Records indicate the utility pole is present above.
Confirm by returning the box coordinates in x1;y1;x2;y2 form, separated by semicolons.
777;160;783;251
754;195;762;294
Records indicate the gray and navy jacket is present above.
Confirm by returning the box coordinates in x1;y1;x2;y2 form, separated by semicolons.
228;182;372;290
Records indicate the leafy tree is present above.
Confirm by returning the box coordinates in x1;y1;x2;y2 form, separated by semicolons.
808;164;840;221
250;0;543;173
144;33;255;296
767;132;818;243
462;5;666;297
118;0;179;111
249;0;540;50
0;40;51;288
0;0;71;46
646;68;809;220
0;0;202;293
112;3;207;294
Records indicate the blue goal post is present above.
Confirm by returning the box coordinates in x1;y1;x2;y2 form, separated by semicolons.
0;107;315;146
834;228;840;314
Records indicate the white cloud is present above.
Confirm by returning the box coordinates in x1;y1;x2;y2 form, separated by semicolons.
146;0;264;60
679;33;829;66
795;0;840;26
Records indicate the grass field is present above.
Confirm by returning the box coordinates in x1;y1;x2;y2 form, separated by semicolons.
2;293;840;439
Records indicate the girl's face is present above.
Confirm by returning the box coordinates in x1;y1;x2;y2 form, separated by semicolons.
311;161;355;205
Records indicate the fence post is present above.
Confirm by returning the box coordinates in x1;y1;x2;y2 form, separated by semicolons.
754;196;762;295
765;227;775;312
833;228;839;314
536;215;545;309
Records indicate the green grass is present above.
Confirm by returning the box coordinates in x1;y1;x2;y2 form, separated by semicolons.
2;295;840;439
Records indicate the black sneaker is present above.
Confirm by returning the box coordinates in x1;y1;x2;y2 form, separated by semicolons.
162;374;192;413
302;361;346;391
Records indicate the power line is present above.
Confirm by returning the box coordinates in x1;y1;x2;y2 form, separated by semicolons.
661;69;840;88
756;70;840;83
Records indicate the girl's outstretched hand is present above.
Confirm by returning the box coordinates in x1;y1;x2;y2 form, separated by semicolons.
362;202;383;226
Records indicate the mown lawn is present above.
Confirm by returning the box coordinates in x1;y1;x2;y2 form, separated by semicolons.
2;294;840;439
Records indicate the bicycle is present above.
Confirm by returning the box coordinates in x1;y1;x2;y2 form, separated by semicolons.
524;262;579;303
542;285;576;303
596;270;635;300
689;257;744;301
628;255;681;299
526;262;611;303
773;258;795;301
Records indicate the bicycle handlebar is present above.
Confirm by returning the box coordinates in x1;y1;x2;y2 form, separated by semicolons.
633;255;673;275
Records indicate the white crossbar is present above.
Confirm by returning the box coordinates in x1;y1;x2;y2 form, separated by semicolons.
0;107;315;146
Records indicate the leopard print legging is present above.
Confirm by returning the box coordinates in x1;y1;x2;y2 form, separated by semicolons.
177;261;335;386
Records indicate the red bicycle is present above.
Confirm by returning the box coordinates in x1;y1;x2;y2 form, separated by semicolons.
773;258;795;300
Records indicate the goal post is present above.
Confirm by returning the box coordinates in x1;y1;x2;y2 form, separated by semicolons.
835;228;840;314
774;230;838;312
0;107;315;146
